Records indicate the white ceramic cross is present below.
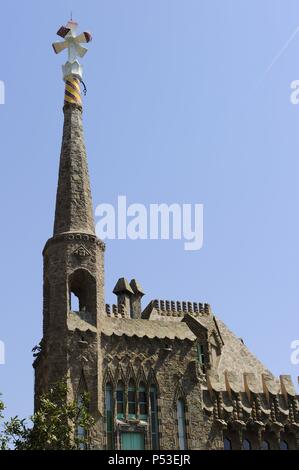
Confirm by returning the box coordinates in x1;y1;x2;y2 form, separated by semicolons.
52;21;92;64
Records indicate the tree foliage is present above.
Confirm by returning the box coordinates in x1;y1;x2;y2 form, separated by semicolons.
0;381;94;450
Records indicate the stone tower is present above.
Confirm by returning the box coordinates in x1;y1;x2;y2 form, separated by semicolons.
34;21;299;450
34;21;105;446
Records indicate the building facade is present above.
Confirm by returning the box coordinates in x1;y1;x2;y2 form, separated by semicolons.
34;21;299;450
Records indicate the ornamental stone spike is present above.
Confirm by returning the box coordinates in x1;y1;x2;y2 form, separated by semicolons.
52;20;92;82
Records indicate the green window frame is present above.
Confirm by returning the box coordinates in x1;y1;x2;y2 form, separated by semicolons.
116;381;125;419
121;432;145;450
138;382;148;420
177;398;187;450
128;380;137;419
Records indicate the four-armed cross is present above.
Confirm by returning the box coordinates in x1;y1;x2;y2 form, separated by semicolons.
52;20;92;81
52;20;92;62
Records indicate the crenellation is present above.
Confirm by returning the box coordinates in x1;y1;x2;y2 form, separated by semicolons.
204;303;211;315
139;299;213;322
105;303;128;319
112;304;118;316
120;304;126;318
143;299;212;316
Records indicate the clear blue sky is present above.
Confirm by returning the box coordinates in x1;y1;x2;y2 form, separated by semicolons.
0;0;299;419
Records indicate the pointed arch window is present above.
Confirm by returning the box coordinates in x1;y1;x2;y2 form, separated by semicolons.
242;439;251;450
197;344;206;373
116;381;125;419
223;437;232;450
105;382;114;449
70;292;80;312
69;269;96;320
128;380;137;418
138;382;148;420
177;399;187;450
150;385;159;450
261;440;270;450
280;440;288;450
77;393;87;450
76;374;88;450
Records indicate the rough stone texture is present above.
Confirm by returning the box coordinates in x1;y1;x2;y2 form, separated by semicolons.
53;103;95;236
34;103;105;444
100;317;196;341
101;333;210;450
34;95;299;451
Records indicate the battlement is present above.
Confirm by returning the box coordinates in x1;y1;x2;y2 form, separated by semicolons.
154;299;211;314
105;303;127;318
141;299;212;320
105;299;212;320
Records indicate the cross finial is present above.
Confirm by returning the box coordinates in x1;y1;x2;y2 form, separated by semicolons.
52;21;92;81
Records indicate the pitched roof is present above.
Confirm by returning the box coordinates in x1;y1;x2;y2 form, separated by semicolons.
205;318;277;392
215;318;274;379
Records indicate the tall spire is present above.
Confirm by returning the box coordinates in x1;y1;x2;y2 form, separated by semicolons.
52;21;95;235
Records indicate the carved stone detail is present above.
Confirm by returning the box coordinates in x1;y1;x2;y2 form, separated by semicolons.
73;244;92;258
